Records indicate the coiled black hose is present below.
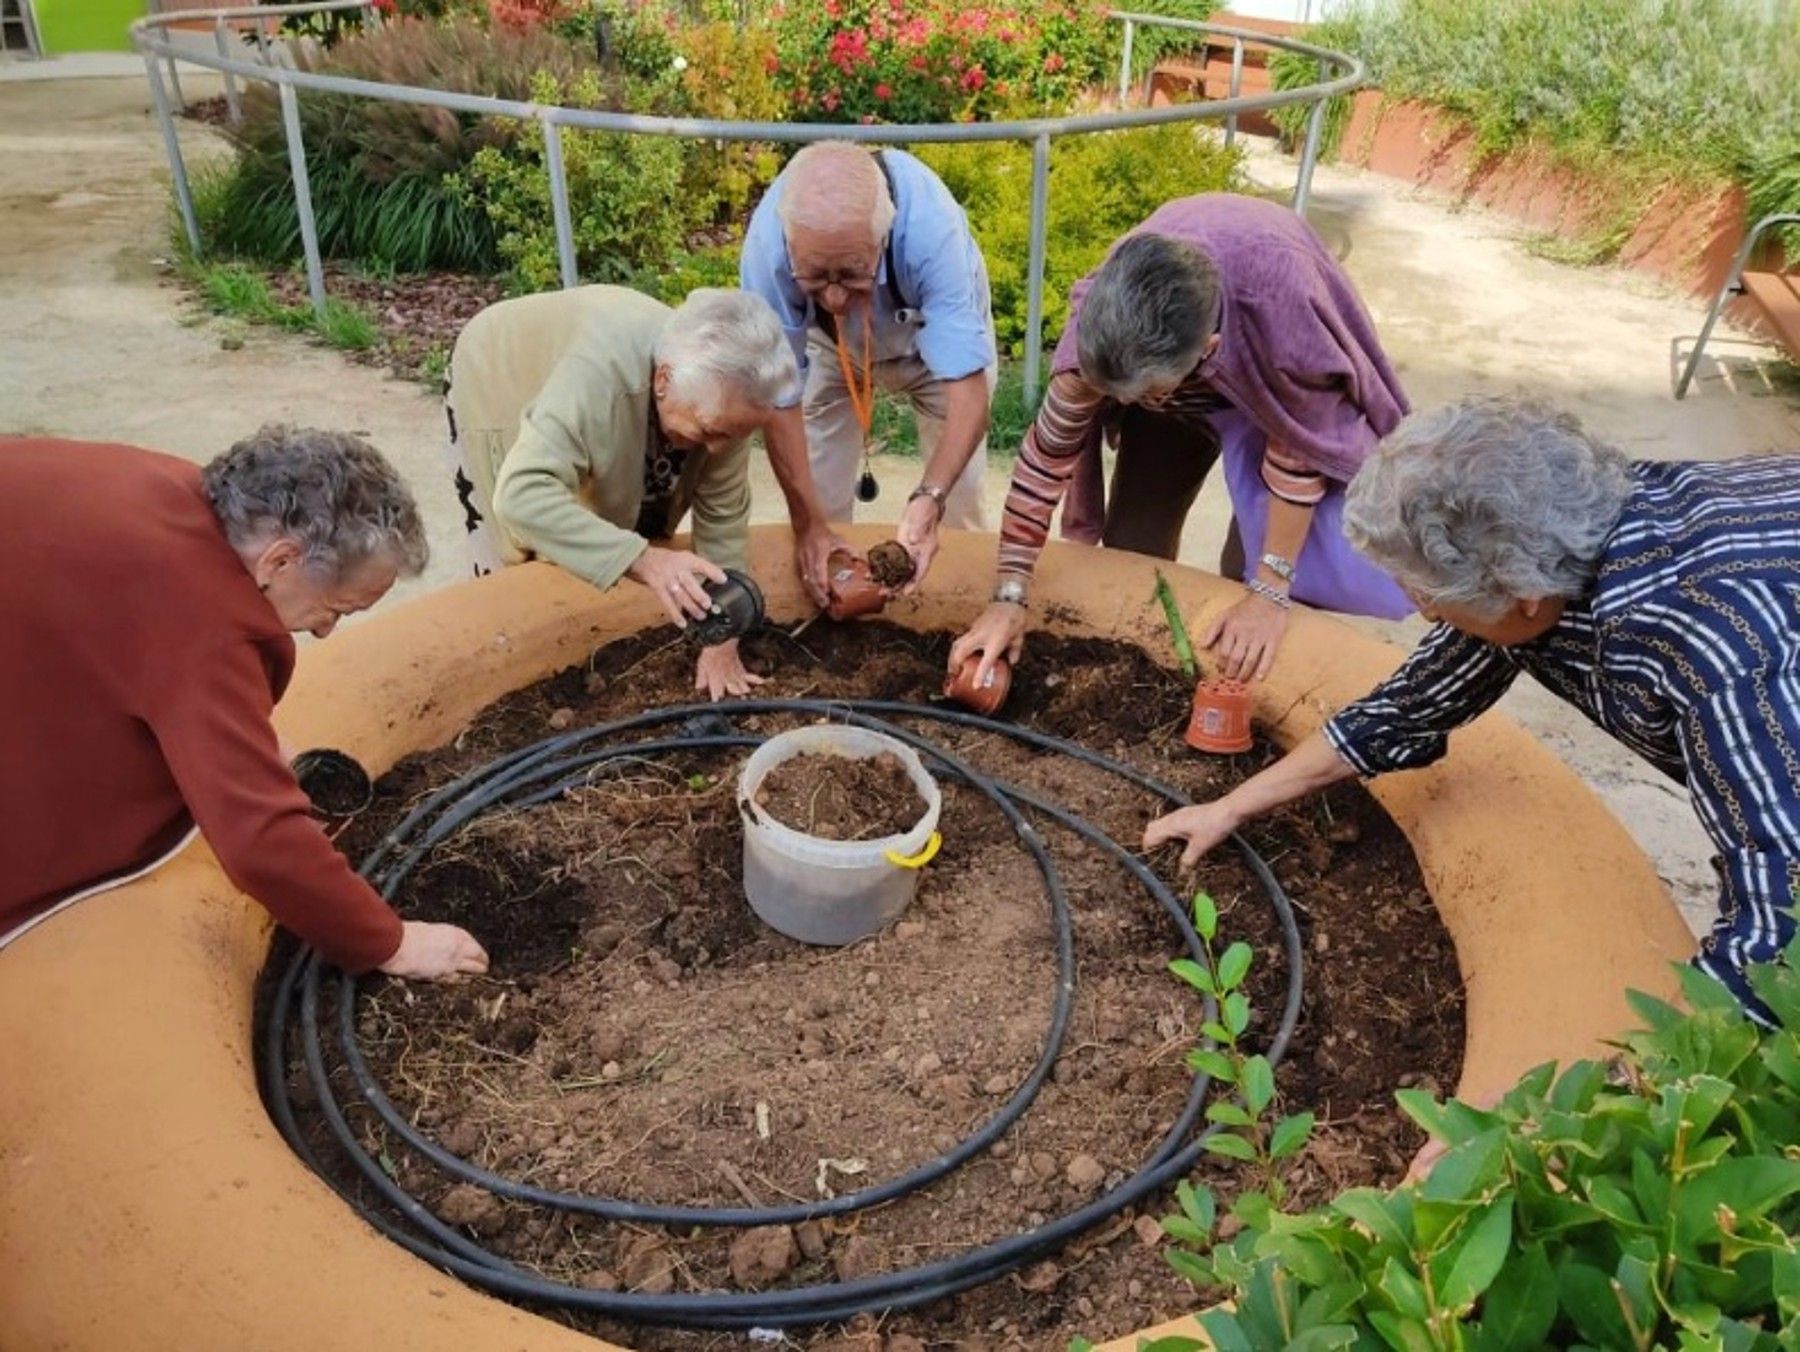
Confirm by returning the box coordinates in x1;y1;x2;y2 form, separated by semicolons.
262;698;1304;1331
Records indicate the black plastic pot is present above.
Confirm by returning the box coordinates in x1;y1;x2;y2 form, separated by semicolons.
290;748;374;818
689;569;765;646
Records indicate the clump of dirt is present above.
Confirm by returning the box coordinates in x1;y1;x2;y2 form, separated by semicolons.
866;540;917;589
755;750;925;840
280;622;1465;1349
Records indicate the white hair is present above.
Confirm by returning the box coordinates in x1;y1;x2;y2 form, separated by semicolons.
775;141;896;241
655;288;801;413
1344;397;1633;619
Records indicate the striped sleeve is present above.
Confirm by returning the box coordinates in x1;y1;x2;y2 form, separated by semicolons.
1261;441;1328;506
996;371;1107;577
1322;624;1520;775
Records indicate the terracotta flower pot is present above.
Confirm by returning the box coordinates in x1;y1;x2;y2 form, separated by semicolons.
825;550;887;621
1184;678;1253;754
943;654;1012;716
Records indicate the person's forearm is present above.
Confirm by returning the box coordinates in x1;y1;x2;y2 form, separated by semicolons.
1257;491;1317;587
1220;731;1357;824
762;405;829;529
920;372;990;492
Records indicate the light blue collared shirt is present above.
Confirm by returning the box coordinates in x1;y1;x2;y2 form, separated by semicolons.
739;149;995;408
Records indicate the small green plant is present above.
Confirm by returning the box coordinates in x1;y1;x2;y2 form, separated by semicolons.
317;298;380;351
1152;934;1800;1349
185;260;383;355
1152;570;1198;679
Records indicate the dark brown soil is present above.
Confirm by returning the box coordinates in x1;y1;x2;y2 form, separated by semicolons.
756;750;926;840
284;621;1464;1349
866;541;917;590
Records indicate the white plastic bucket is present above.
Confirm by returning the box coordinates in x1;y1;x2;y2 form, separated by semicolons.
738;724;943;946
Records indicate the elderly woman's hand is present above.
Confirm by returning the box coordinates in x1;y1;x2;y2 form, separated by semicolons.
695;638;765;702
948;601;1027;688
628;545;727;629
1143;800;1242;870
379;921;490;982
1202;591;1290;682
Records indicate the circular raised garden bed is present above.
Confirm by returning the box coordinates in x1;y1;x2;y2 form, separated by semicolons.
0;527;1693;1351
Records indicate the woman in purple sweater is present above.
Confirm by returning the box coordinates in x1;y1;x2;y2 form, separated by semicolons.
951;194;1411;686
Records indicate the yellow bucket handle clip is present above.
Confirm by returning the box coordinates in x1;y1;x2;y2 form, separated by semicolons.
884;831;942;870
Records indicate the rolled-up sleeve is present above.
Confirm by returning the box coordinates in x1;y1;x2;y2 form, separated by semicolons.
1323;625;1520;776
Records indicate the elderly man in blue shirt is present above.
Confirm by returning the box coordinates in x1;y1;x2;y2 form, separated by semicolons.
741;140;997;595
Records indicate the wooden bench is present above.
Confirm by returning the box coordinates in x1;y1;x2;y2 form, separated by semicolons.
1675;212;1800;397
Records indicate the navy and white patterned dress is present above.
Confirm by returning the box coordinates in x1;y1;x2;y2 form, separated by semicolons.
1324;456;1800;1024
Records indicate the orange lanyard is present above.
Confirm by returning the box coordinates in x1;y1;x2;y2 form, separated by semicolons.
833;302;877;440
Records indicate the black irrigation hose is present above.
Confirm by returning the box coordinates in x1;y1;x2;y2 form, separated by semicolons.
263;699;1305;1331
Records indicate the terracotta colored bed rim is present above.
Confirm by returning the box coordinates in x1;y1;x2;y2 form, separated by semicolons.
0;526;1692;1352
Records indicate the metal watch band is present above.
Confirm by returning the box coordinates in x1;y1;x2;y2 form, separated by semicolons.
993;576;1029;607
907;483;949;520
1259;551;1296;583
1245;577;1292;610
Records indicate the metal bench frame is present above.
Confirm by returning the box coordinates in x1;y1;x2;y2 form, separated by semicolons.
1675;211;1800;399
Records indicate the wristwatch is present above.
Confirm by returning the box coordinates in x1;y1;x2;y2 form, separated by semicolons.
907;483;949;521
994;576;1029;607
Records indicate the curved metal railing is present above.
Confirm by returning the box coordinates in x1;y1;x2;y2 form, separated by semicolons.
133;3;1359;401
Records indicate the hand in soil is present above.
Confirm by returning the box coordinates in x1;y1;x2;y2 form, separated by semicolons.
378;920;490;981
755;751;926;840
694;638;765;702
866;540;918;591
1142;799;1243;870
795;522;850;609
627;546;727;628
947;599;1028;690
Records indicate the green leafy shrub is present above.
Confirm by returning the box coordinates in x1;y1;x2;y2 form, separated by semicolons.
1159;933;1800;1349
915;125;1242;358
199;17;596;272
1745;142;1800;266
1120;0;1222;87
1267;17;1356;159
454;69;687;291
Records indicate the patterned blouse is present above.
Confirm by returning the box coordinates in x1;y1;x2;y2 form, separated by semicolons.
1325;456;1800;1024
998;367;1324;578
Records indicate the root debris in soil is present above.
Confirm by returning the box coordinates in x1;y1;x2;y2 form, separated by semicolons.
755;750;925;840
279;621;1465;1350
866;540;917;590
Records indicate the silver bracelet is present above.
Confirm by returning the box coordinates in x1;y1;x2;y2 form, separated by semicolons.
1245;577;1292;610
1259;551;1296;583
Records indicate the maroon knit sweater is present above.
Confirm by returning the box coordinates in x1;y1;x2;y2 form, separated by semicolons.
0;438;403;971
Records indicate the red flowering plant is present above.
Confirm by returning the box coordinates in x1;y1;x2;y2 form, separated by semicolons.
770;0;1111;124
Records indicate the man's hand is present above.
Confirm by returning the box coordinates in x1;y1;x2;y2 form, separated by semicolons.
379;921;489;981
1143;800;1244;870
1202;591;1291;682
895;492;943;595
695;638;766;701
947;601;1027;688
627;546;727;628
795;521;849;609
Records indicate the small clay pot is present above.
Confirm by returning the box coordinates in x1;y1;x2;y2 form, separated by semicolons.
291;748;374;817
943;654;1012;716
688;568;765;646
825;550;887;621
1185;678;1254;754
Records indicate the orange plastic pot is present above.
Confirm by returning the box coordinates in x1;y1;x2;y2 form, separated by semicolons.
824;549;887;621
943;654;1012;716
1185;677;1254;754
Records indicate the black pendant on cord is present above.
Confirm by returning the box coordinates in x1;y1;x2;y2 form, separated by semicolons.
856;467;880;502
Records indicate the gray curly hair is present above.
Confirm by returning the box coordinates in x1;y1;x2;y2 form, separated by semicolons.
1344;397;1632;620
201;426;428;581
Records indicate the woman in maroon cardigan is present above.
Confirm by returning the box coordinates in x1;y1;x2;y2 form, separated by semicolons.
0;427;485;980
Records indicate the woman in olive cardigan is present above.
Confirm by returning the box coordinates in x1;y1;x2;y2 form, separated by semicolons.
449;286;817;697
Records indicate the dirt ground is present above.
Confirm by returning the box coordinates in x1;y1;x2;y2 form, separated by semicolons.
5;70;1798;935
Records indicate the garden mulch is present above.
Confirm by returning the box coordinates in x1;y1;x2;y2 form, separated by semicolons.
282;621;1465;1350
262;264;504;385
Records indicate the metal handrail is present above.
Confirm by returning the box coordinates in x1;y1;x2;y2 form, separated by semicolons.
133;3;1361;403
